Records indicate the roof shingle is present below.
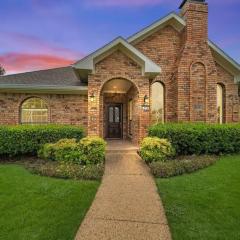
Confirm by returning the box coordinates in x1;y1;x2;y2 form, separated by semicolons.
0;67;85;87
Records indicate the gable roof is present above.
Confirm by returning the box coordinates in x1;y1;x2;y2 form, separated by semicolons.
127;12;186;44
127;12;240;82
72;37;161;80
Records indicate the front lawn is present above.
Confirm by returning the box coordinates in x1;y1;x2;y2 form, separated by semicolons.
156;155;240;240
0;164;99;240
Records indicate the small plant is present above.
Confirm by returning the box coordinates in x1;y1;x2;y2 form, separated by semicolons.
140;137;175;163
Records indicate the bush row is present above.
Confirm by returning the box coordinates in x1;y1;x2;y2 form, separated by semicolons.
0;125;85;157
149;155;218;178
149;123;240;155
38;137;106;165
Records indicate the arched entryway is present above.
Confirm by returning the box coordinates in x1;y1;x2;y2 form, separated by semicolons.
99;78;139;143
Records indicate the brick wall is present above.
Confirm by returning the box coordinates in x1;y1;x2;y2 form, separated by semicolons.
215;63;239;122
134;26;182;122
88;50;150;143
0;92;88;128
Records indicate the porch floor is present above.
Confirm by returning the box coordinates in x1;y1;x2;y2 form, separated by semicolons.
106;140;139;152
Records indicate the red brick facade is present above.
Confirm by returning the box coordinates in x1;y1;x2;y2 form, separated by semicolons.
0;93;88;127
0;0;239;143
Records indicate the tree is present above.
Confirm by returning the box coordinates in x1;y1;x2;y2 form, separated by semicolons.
0;65;5;76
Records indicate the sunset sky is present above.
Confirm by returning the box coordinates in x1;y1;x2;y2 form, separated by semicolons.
0;0;239;74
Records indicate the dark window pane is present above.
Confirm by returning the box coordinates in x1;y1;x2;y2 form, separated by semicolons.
115;107;120;123
109;107;113;123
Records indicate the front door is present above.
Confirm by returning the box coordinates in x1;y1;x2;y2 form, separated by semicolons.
107;104;122;139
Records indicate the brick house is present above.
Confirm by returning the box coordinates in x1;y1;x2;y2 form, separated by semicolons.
0;0;240;143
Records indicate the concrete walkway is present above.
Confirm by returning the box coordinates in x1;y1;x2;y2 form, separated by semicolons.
75;141;172;240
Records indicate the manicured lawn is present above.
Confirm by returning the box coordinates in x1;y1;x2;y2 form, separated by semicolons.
0;164;99;240
156;155;240;240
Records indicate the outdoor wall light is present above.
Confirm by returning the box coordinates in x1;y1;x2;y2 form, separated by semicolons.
144;95;149;104
142;95;150;112
90;92;96;102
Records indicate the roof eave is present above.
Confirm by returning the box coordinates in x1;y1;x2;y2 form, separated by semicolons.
208;40;240;82
0;85;88;95
127;12;186;44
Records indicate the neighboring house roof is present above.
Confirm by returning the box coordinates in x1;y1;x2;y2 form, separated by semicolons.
127;12;240;82
72;37;161;81
0;67;88;94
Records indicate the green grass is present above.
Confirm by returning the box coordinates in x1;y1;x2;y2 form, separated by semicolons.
0;164;99;240
156;155;240;240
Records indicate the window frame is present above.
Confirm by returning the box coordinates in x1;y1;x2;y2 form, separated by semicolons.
20;97;49;125
151;81;165;124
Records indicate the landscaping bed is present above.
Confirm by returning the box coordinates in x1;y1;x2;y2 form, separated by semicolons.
149;155;218;178
1;157;104;181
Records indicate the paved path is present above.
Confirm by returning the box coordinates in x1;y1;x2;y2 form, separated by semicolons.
75;145;172;240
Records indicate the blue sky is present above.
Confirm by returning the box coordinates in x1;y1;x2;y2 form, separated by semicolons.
0;0;239;74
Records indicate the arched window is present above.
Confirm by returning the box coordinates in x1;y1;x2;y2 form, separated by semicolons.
217;84;225;124
151;82;164;124
21;97;48;124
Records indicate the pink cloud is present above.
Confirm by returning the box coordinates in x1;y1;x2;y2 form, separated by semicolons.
0;53;75;74
0;32;85;74
1;32;82;60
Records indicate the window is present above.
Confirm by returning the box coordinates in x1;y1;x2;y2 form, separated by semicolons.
21;97;48;124
217;84;225;124
151;82;164;124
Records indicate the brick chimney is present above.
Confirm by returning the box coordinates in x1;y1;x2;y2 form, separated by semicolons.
179;0;208;43
176;0;218;123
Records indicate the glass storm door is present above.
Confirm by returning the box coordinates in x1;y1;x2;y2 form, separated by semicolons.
107;104;122;139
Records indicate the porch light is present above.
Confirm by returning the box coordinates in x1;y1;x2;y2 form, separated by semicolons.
142;95;150;112
90;92;96;102
144;95;149;104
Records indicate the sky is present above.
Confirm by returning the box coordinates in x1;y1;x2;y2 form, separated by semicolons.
0;0;239;74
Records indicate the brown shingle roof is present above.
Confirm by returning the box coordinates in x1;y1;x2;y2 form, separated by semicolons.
0;67;85;87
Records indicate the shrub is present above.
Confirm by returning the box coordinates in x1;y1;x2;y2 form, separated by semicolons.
0;125;84;157
139;137;175;163
39;136;106;165
149;155;218;178
149;123;240;155
78;137;106;165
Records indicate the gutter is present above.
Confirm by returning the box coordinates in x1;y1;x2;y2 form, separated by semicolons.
0;84;88;95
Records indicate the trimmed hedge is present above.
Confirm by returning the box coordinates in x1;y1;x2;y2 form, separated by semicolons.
0;125;84;157
38;137;106;165
149;123;240;155
149;155;218;178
